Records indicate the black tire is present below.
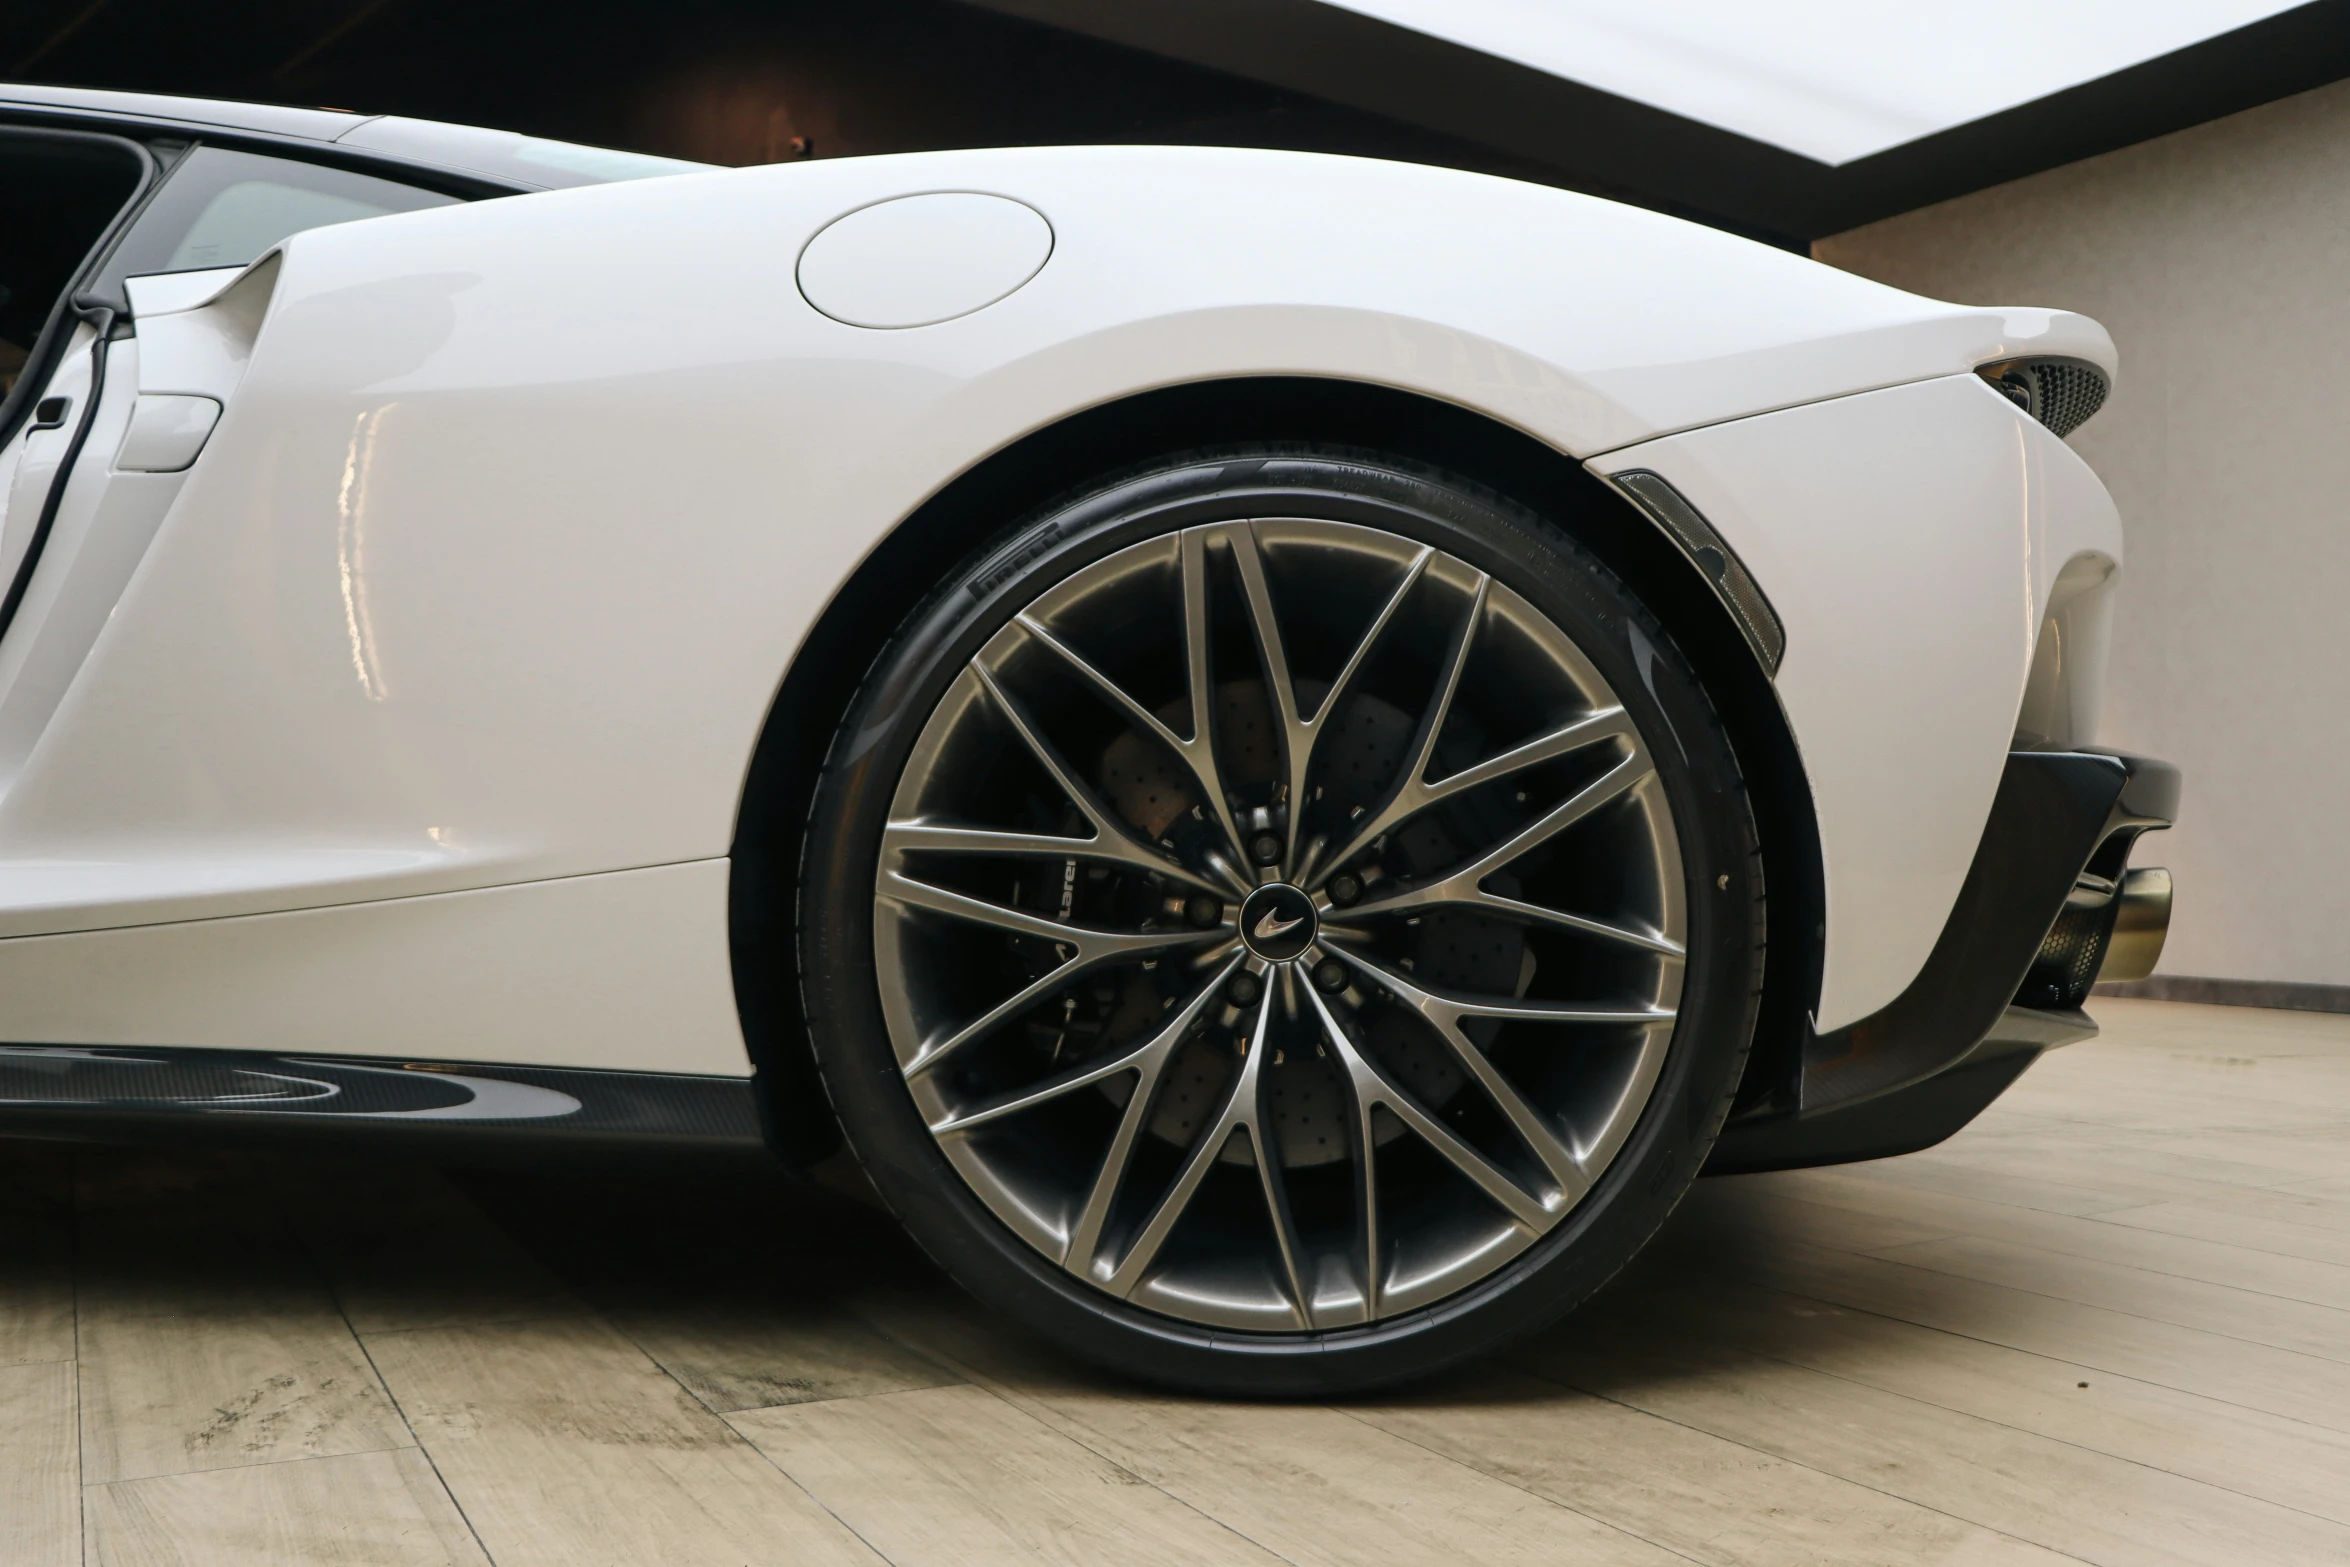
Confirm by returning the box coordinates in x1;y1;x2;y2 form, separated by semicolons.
798;446;1763;1394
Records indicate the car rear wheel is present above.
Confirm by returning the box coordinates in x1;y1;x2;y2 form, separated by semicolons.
798;446;1763;1393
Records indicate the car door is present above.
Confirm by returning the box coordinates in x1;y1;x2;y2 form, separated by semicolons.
0;137;462;793
0;126;150;620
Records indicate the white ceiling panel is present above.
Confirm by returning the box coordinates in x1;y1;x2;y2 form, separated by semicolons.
1316;1;2305;164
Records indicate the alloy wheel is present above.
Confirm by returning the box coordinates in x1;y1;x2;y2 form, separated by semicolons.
874;516;1686;1330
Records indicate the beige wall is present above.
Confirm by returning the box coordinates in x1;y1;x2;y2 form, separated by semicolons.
1816;77;2350;989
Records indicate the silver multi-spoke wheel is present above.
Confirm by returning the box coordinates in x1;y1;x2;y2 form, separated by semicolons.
871;515;1687;1330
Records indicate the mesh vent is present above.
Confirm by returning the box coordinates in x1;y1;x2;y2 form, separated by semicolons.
2015;899;2118;1011
2015;827;2143;1011
1981;358;2110;439
2031;361;2109;438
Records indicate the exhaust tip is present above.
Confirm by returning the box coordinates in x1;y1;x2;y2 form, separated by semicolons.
2097;867;2172;984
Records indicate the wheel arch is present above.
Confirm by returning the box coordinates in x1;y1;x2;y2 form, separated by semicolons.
730;375;1824;1170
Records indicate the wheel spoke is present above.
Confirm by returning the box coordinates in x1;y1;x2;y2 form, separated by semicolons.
1225;525;1307;864
1054;956;1244;1276
1322;708;1637;894
913;663;1228;899
880;870;1151;947
1303;983;1552;1228
879;872;1215;1076
1447;747;1654;887
1003;553;1251;884
1338;750;1683;957
1323;977;1387;1321
1317;944;1667;1202
1320;943;1675;1028
1177;530;1253;869
1102;1124;1228;1298
1228;524;1433;874
929;1053;1146;1137
1369;1065;1550;1228
882;821;1223;901
1249;971;1317;1324
885;823;1109;860
1468;894;1685;955
1348;1078;1382;1320
1426;708;1640;811
1104;985;1277;1299
1226;523;1305;743
1319;574;1488;878
1011;614;1185;753
1251;1124;1315;1328
928;957;1231;1135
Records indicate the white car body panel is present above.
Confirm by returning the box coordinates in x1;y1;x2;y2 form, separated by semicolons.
0;144;2125;1066
1591;380;2122;1026
0;860;744;1071
121;268;245;316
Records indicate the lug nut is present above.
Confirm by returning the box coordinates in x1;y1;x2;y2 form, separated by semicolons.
1183;894;1222;929
1327;872;1362;907
1249;832;1283;866
1227;971;1265;1007
1312;958;1348;994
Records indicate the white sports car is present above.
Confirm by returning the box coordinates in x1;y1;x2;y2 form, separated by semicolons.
0;86;2174;1392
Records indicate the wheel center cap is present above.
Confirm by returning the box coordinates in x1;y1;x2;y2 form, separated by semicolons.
1239;883;1318;964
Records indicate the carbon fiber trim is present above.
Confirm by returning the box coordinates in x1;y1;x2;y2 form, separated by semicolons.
1609;469;1785;674
1706;747;2177;1174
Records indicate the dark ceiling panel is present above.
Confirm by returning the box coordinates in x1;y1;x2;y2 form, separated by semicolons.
14;0;2347;243
2;0;1614;199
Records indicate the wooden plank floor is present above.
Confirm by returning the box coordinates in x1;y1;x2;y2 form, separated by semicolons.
7;997;2350;1566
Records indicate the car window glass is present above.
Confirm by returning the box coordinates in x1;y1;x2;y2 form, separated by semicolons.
164;181;393;271
510;137;708;183
0;129;143;407
105;146;457;282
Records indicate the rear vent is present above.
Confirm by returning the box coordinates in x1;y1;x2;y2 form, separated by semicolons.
1980;357;2110;439
1610;470;1785;675
2014;896;2118;1011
